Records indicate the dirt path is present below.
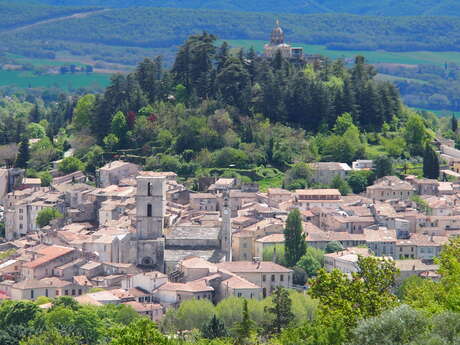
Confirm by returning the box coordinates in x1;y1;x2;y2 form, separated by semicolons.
1;9;109;34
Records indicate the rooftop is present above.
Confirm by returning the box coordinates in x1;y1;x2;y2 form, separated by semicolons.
23;245;75;269
217;261;292;274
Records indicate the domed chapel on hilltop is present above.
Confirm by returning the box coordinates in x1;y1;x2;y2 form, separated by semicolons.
264;20;304;59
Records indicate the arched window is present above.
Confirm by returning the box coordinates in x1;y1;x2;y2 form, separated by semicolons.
147;204;152;217
147;182;152;196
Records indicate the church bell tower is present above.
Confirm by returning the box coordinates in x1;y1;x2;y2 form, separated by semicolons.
221;190;232;261
136;175;166;271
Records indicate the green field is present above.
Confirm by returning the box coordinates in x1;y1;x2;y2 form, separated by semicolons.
224;39;460;66
0;70;110;90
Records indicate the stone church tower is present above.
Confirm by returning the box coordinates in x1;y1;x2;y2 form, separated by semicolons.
135;175;165;272
221;191;232;261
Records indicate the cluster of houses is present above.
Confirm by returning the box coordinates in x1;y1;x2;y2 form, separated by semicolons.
0;143;459;318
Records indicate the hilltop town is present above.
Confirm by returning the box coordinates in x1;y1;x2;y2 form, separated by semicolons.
0;17;459;345
0;133;459;312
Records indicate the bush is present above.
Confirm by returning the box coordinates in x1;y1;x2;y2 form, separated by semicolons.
58;157;85;174
36;208;63;228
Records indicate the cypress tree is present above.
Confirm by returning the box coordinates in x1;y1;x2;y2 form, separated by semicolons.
284;209;306;267
452;114;458;133
202;315;228;339
16;137;30;169
265;287;295;334
423;144;440;179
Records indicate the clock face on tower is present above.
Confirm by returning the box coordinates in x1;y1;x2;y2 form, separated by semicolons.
223;209;229;215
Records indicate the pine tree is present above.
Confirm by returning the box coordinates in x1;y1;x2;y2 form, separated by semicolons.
423;144;440;179
452;114;458;133
29;103;41;123
265;287;295;334
284;209;306;267
15;137;29;169
233;300;255;344
201;315;228;339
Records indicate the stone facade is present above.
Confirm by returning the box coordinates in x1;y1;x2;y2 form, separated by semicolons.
135;176;166;272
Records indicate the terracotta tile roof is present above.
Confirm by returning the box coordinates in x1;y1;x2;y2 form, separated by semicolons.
216;261;292;274
23;246;75;269
159;280;214;293
221;275;261;290
296;189;341;196
123;301;162;312
256;233;285;243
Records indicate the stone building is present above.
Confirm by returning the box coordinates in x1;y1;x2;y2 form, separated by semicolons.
264;20;303;59
97;161;139;188
134;175;166;271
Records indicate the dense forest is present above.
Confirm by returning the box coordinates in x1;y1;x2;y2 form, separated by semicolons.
3;2;460;66
0;2;92;30
0;33;450;193
12;0;460;16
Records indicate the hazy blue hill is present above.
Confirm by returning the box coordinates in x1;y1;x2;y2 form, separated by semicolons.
9;0;460;16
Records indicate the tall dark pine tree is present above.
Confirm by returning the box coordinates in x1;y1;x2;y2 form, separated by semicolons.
265;287;294;334
452;114;458;133
29;103;41;123
136;57;161;103
16;137;29;169
423;144;440;179
201;315;228;339
284;209;306;267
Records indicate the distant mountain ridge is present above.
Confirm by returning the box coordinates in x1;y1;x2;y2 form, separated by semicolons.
8;0;460;16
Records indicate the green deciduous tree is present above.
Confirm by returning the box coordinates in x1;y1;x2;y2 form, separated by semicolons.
348;305;429;345
331;174;351;195
374;155;393;178
36;207;63;228
297;247;324;277
325;241;344;253
404;113;430;156
284;209;306;267
58;157;84;174
309;256;399;330
110;318;172;345
111;111;128;148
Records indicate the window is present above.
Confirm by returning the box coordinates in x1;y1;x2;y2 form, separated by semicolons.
56;290;59;296
271;275;275;282
45;289;48;297
262;275;266;282
30;290;34;299
65;290;69;296
147;204;152;217
238;293;242;297
72;289;76;296
19;224;23;230
78;289;82;295
148;182;152;196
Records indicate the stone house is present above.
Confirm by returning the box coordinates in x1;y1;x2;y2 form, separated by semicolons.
21;245;80;280
295;189;342;210
366;176;415;201
216;261;292;298
309;162;351;185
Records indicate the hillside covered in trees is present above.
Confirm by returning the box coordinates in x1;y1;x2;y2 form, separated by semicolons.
13;0;460;16
1;33;452;194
